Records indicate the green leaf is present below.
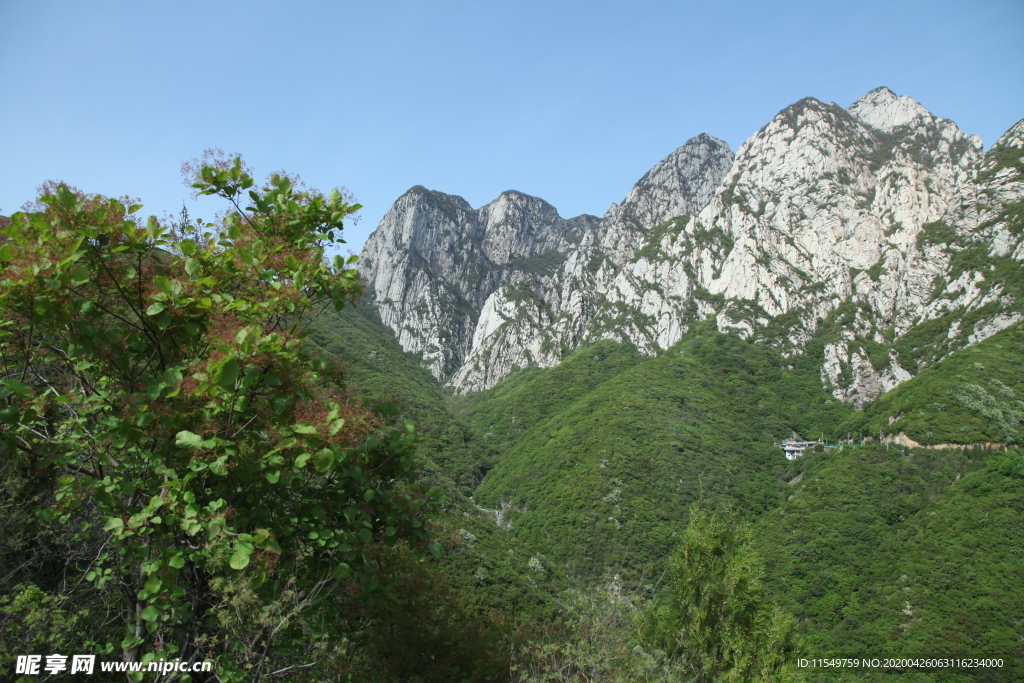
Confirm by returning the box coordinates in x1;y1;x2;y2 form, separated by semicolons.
328;418;346;436
209;456;229;476
146;381;164;401
313;449;334;473
55;184;78;209
2;379;32;397
185;258;201;275
168;554;186;569
146;302;166;316
214;357;240;390
140;606;159;622
103;517;124;533
163;367;183;386
428;543;442;558
271;393;291;414
229;544;253;570
0;244;16;261
175;431;204;450
70;264;90;283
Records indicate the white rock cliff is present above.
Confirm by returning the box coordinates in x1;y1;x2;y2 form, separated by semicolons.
359;88;1024;402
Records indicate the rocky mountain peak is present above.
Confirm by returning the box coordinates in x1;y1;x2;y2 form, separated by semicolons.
359;180;606;380
848;86;933;132
476;191;575;264
995;118;1024;148
609;133;733;228
587;134;735;268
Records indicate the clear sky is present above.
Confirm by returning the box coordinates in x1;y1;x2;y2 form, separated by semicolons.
2;0;1022;255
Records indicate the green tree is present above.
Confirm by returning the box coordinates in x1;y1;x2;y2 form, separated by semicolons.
0;158;443;680
639;502;796;683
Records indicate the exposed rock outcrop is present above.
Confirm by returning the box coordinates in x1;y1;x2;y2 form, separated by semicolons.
359;187;598;379
360;88;1023;401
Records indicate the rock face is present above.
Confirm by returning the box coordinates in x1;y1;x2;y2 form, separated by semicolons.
359;187;598;379
359;134;733;384
360;87;1024;401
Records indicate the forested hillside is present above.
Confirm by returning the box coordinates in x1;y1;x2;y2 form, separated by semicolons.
460;325;855;577
304;297;1022;680
840;324;1024;446
301;280;1024;681
757;442;1024;672
455;319;1024;681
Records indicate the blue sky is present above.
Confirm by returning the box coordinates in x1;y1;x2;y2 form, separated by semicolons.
2;0;1022;255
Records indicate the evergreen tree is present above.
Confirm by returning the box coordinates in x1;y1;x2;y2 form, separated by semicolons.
640;501;796;682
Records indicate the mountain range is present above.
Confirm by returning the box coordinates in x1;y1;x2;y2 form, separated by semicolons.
359;87;1023;410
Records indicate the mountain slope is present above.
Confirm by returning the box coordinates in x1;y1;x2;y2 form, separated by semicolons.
465;326;856;578
840;322;1024;446
456;314;1024;675
303;303;569;624
306;302;487;491
755;441;1024;678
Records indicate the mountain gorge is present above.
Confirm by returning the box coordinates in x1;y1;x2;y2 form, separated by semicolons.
360;87;1024;407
